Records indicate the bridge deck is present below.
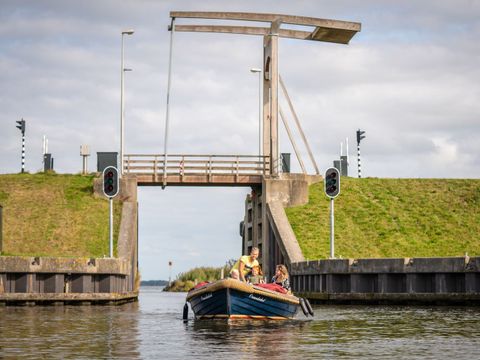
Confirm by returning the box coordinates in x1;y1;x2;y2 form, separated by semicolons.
124;154;270;186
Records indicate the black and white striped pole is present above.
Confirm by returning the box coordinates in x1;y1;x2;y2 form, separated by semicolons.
356;129;366;178
16;119;26;173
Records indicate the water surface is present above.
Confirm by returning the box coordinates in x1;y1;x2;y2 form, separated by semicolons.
1;287;479;359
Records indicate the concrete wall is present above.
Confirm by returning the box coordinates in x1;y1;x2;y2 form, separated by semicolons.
0;205;3;254
291;257;480;304
0;256;134;304
116;175;139;293
241;186;263;268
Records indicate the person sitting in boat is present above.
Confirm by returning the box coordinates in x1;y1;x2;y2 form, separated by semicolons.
271;264;291;292
246;265;265;285
230;269;240;280
230;247;260;282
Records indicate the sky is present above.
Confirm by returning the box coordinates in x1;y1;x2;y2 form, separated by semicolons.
1;1;479;280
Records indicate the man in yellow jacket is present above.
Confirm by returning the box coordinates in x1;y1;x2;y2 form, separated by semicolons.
230;247;260;282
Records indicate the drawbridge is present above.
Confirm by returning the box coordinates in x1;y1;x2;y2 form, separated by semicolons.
124;11;360;187
124;11;360;278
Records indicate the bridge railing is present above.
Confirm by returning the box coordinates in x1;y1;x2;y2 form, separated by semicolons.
123;154;270;177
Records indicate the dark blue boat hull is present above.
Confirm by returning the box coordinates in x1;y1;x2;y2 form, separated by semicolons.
188;285;299;320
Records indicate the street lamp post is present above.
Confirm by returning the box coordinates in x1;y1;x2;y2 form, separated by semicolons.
120;29;134;176
250;68;262;168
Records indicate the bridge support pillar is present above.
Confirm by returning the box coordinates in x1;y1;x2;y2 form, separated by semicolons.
241;174;321;279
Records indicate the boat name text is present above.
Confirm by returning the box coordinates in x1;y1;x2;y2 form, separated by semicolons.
249;294;266;303
201;293;213;301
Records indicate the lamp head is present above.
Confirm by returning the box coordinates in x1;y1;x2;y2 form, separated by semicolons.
122;29;135;35
250;68;261;73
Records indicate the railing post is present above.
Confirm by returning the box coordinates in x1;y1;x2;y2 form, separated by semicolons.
235;156;239;181
180;155;185;182
207;156;211;182
153;156;158;182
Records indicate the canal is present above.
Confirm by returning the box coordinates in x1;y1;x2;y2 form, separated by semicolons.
1;287;479;359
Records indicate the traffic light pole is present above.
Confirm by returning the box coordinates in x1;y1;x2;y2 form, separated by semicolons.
109;197;113;258
324;167;340;259
16;119;26;173
102;166;119;258
330;198;335;259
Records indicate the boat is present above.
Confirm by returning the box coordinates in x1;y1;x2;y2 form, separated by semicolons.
185;278;304;320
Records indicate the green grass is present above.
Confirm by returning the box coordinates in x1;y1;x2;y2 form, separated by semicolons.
285;178;480;259
0;173;122;257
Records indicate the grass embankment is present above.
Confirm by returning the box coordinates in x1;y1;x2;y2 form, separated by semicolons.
0;173;122;257
286;178;480;259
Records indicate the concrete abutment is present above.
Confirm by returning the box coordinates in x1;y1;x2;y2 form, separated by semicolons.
0;175;139;305
241;174;480;305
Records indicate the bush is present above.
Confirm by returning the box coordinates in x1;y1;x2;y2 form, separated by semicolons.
163;260;236;292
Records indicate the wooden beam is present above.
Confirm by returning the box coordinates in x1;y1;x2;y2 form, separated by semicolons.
174;25;315;41
175;25;269;37
311;27;358;44
136;174;263;187
173;24;358;44
170;11;361;32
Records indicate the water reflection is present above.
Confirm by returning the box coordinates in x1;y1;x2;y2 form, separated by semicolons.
0;303;141;359
189;320;310;359
184;305;480;359
1;289;479;359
